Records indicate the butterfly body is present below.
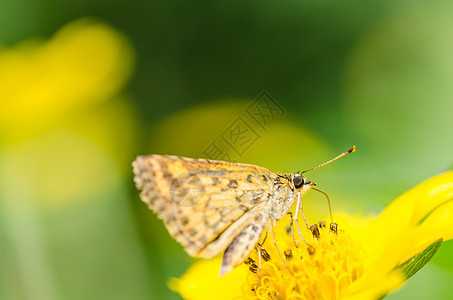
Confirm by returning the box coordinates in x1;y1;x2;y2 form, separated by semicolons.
132;155;314;275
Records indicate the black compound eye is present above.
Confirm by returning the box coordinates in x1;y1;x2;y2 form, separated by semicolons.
293;175;305;189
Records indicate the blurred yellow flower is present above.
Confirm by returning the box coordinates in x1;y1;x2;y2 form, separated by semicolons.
0;18;136;208
0;18;144;300
0;18;134;144
170;171;453;299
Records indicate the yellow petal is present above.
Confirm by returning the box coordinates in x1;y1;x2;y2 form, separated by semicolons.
374;171;453;230
347;172;453;295
169;258;246;300
419;200;453;240
357;171;453;265
345;269;404;300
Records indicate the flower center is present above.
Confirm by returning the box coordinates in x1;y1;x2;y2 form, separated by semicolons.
243;221;365;300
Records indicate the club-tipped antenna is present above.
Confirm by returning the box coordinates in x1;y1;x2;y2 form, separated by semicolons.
301;145;356;174
312;188;333;223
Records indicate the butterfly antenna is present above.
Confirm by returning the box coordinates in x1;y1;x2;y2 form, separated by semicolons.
301;146;356;174
312;188;333;223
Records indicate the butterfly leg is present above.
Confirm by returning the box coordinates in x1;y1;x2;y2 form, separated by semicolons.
286;211;298;248
259;231;268;245
299;191;311;230
311;188;337;234
256;231;267;285
268;225;293;275
293;191;311;246
256;244;262;285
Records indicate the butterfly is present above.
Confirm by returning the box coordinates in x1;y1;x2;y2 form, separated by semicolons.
132;146;355;276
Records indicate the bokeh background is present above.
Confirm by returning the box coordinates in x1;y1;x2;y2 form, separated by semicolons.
1;1;452;299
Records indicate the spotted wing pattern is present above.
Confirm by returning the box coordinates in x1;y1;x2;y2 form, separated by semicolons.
132;155;278;260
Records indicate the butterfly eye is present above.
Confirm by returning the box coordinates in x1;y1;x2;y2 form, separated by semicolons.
293;175;305;189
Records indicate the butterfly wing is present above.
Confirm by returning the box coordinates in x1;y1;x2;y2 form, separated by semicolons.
219;218;266;276
132;155;276;258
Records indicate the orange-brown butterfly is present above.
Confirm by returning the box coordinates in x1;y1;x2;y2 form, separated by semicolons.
132;146;355;276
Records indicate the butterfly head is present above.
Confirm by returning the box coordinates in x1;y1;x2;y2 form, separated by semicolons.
292;173;316;192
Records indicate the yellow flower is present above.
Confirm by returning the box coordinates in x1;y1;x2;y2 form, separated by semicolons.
0;18;134;145
170;171;453;299
0;18;136;209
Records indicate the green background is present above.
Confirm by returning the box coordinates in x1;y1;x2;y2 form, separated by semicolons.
1;0;452;299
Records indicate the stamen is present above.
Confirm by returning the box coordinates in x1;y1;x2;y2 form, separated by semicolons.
285;225;291;234
284;249;293;260
310;224;320;239
260;248;271;261
330;222;338;234
246;220;365;300
249;263;258;273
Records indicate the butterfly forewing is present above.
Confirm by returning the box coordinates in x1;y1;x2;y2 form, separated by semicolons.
132;155;278;258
